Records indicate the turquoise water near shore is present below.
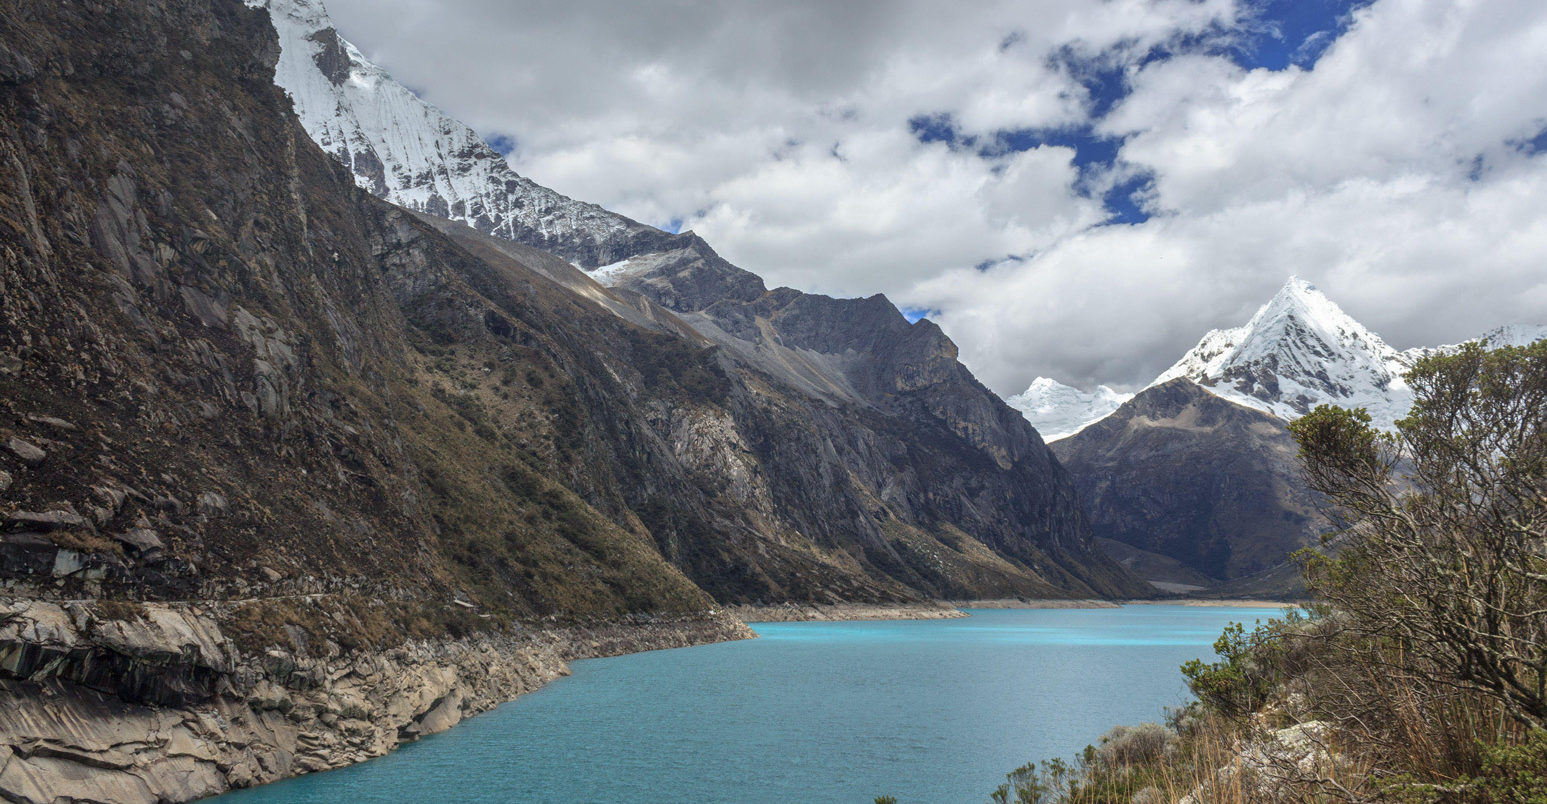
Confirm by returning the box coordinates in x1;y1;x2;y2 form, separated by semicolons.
210;605;1285;803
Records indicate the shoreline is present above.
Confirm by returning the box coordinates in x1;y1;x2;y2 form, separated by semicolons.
951;598;1119;609
952;598;1297;610
729;602;968;623
732;597;1300;623
1125;598;1300;609
0;600;753;804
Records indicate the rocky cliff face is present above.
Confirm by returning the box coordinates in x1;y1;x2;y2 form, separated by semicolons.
411;215;1146;603
240;0;1144;602
0;0;1149;794
1053;380;1326;592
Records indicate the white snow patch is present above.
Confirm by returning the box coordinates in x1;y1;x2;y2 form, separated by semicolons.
587;258;645;287
1006;377;1132;441
246;0;655;266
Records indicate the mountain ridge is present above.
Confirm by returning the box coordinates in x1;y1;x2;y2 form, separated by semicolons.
242;0;1147;599
1053;378;1326;590
253;0;683;268
1018;277;1546;440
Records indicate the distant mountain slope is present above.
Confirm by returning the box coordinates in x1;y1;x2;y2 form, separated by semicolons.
1018;278;1546;438
1053;379;1326;588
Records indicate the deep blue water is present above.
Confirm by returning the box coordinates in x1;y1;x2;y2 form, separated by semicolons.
209;605;1285;804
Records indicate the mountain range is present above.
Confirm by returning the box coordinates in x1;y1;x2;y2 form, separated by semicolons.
1026;278;1543;594
0;0;1164;797
1015;277;1546;438
249;0;1145;602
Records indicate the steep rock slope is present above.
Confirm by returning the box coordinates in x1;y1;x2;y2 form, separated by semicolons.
0;0;1139;617
412;215;1146;602
1053;380;1326;590
0;0;761;798
0;0;729;621
252;0;680;268
246;0;1146;600
0;0;1146;797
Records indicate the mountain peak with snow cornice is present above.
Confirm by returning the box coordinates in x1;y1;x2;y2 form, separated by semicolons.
1016;278;1545;438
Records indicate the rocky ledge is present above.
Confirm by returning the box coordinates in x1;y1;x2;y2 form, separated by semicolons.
0;599;752;803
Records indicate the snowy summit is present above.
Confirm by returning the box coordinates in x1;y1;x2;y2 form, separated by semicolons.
1006;379;1132;441
1016;277;1545;438
1151;276;1415;429
247;0;676;269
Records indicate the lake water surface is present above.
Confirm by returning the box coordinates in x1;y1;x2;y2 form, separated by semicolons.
211;605;1285;803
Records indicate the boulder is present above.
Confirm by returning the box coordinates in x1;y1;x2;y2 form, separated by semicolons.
6;437;45;465
115;528;165;558
4;510;90;531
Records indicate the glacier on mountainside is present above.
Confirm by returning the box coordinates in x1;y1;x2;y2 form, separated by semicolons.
248;0;676;268
1006;378;1132;441
1150;276;1416;430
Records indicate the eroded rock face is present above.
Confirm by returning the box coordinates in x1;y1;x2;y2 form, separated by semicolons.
0;600;752;804
0;0;1142;612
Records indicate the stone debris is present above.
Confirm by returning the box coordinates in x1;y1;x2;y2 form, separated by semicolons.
23;414;77;431
6;438;45;465
1180;720;1338;804
4;510;91;531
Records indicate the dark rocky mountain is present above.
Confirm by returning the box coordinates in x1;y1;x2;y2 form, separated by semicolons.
0;0;1145;797
253;0;1143;603
1053;379;1326;594
0;0;1140;622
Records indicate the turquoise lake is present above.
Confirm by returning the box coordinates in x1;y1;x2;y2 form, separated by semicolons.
209;605;1286;803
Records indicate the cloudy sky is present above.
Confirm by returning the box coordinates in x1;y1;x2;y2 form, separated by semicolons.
324;0;1547;395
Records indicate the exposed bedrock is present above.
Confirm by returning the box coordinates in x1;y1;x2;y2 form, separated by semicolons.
0;599;751;804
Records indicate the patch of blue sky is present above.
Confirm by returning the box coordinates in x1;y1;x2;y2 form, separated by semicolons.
907;0;1374;229
900;306;940;324
1232;0;1378;71
485;133;518;157
1513;125;1547;157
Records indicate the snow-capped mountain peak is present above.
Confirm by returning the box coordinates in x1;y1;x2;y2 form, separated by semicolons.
1015;278;1546;438
248;0;678;268
1476;323;1547;348
1006;377;1133;441
1150;276;1414;428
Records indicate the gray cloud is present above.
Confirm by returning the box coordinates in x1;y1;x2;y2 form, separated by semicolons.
320;0;1547;396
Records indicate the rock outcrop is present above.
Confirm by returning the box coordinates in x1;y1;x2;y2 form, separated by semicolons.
0;599;749;803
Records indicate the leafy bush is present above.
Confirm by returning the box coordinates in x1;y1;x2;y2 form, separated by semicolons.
1180;614;1304;719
